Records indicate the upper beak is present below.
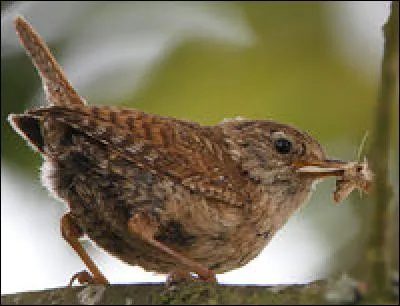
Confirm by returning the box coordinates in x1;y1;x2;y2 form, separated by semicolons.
294;158;349;179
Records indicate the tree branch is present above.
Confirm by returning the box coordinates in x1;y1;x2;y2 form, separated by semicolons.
367;0;399;296
1;282;330;305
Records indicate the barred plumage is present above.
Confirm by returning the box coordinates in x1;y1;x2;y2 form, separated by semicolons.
8;16;371;285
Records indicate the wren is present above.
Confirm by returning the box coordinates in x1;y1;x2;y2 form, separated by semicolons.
8;16;373;285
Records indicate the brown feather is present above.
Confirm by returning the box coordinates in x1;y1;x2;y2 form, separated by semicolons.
25;106;253;207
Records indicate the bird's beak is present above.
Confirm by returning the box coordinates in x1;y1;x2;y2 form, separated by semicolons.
294;158;349;179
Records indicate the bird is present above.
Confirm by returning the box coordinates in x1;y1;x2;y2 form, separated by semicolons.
8;16;372;286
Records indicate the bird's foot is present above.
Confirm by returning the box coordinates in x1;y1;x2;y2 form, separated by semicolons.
69;270;109;286
166;269;216;287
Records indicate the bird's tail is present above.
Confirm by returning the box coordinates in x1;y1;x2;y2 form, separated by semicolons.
14;16;86;107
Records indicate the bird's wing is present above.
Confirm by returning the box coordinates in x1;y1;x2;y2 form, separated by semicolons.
27;106;252;207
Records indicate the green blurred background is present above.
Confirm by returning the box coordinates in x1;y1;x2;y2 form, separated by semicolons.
1;1;398;295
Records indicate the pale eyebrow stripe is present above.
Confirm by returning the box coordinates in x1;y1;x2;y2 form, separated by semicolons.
14;15;85;107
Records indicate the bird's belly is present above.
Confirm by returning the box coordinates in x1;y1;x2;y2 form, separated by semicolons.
42;152;259;274
38;119;270;274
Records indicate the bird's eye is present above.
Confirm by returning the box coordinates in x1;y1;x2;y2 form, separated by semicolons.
274;138;292;154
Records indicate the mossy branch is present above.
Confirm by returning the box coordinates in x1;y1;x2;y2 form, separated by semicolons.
1;274;397;305
0;281;336;305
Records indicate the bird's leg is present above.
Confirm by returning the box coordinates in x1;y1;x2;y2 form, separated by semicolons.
127;214;216;283
60;213;109;286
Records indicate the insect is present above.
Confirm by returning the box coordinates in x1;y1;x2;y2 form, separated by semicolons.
295;158;373;203
332;158;372;203
333;132;373;203
8;16;373;286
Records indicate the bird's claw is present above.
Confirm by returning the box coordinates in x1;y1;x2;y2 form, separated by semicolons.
69;270;109;286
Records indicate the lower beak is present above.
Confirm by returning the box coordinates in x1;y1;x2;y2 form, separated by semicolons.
294;159;348;179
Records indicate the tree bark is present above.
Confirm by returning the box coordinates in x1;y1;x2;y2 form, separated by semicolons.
0;281;334;305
